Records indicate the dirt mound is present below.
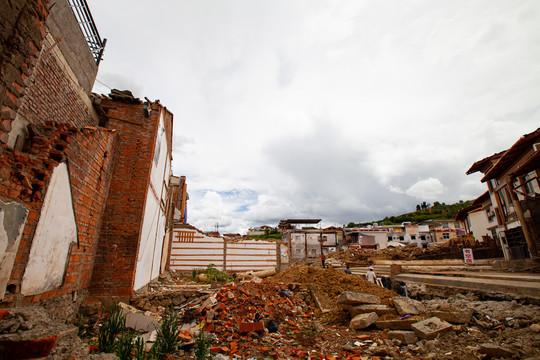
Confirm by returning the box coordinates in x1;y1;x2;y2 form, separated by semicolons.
271;265;397;313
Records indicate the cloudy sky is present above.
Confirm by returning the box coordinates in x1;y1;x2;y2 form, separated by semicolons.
90;0;540;234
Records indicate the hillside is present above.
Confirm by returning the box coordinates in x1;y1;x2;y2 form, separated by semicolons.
346;200;473;227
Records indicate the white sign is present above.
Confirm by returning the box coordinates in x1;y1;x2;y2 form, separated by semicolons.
463;248;474;264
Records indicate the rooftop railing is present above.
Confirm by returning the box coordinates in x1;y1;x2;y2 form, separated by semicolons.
67;0;106;65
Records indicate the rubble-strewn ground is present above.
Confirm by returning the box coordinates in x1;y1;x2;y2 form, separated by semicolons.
1;265;540;359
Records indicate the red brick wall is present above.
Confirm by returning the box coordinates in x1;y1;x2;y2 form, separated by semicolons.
90;99;163;297
16;34;99;130
0;123;117;305
63;127;117;294
0;0;50;144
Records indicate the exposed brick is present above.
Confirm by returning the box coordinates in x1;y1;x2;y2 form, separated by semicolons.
90;99;172;297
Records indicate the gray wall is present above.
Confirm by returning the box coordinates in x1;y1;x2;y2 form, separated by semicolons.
46;0;99;93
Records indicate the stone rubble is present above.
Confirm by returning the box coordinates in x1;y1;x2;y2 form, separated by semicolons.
0;267;539;359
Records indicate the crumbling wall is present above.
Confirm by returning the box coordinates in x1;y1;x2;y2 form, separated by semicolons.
0;122;117;305
14;33;99;130
20;162;78;295
0;0;50;144
134;112;172;291
90;99;166;298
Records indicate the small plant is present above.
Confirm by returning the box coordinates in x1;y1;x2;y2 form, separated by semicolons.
191;268;203;281
74;314;87;337
153;307;182;358
97;304;126;353
133;336;146;359
194;328;210;360
133;336;156;360
192;264;229;283
115;331;135;360
204;264;229;282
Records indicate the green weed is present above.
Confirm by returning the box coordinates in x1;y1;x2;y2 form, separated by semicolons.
153;307;182;358
97;304;126;353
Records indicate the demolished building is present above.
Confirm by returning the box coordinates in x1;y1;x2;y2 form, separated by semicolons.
0;0;177;309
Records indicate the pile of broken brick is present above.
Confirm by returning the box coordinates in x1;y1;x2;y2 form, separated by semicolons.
2;271;540;359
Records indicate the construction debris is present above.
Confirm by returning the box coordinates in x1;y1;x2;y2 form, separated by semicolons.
331;241;490;262
1;268;539;359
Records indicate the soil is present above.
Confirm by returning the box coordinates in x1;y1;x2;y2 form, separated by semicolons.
3;268;540;359
271;265;398;313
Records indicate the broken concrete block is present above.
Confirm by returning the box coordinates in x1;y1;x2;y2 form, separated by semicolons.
393;296;424;316
180;323;200;338
337;291;380;305
478;343;513;358
350;312;378;330
430;307;473;324
375;317;419;330
206;309;216;323
387;330;418;344
119;303;160;332
140;330;157;351
350;304;394;317
411;317;453;340
202;295;218;310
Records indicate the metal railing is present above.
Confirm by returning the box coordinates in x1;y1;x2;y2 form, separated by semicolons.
67;0;106;65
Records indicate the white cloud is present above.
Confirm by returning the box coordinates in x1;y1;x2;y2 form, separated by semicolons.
90;0;540;233
387;185;405;194
406;178;446;201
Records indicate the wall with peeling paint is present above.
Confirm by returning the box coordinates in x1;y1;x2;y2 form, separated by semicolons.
134;112;171;291
21;162;77;295
0;200;28;299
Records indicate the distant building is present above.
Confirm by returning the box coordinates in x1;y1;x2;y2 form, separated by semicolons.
422;220;465;243
280;219;345;259
345;225;388;249
247;225;275;237
171;175;189;224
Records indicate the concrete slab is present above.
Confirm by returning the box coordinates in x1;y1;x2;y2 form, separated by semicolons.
394;273;540;299
387;330;418;344
119;303;160;332
478;343;513;358
411;317;453;340
337;291;380;305
393;296;425;316
375;316;422;330
430;307;473;324
350;304;394;317
350;312;378;330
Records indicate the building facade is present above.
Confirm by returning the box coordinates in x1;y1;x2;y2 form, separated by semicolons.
0;0;177;308
467;128;540;259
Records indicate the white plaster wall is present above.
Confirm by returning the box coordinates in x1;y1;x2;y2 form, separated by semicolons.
21;163;77;295
468;210;491;242
0;200;28;299
169;229;277;271
134;113;170;291
170;230;225;271
373;232;389;249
